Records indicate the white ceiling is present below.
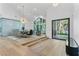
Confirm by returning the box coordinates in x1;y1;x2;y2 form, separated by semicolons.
0;3;74;21
0;3;52;21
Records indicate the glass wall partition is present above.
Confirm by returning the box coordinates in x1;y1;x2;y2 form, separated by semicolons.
0;18;22;36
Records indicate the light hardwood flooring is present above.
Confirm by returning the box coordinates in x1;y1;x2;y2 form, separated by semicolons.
0;37;38;56
30;39;66;56
0;36;66;56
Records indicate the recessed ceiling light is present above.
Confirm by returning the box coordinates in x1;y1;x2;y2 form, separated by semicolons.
33;8;37;11
52;3;58;7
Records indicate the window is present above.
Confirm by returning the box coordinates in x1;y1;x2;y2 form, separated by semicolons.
52;18;70;40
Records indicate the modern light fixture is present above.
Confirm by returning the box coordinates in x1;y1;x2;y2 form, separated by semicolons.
20;5;26;31
20;5;27;23
20;17;25;24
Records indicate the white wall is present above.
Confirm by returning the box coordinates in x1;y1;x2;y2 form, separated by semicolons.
0;4;19;19
73;4;79;44
46;3;74;39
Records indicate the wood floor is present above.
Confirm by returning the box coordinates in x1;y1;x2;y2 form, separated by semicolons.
0;36;66;56
30;39;66;56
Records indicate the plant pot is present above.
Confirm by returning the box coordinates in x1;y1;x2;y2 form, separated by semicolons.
66;45;79;56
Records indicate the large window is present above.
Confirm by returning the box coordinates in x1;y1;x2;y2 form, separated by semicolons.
34;17;46;35
52;18;70;40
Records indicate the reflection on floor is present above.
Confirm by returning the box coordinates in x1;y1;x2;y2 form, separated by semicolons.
0;36;66;56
